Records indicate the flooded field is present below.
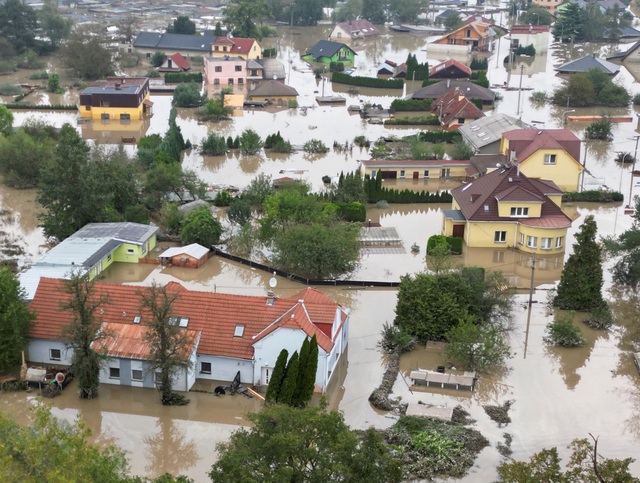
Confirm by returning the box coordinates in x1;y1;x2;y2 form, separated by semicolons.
2;16;640;482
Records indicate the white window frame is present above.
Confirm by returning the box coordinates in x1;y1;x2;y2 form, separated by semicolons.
519;233;525;245
109;367;120;379
494;231;507;243
50;348;61;361
399;169;406;178
556;236;563;248
131;369;143;381
541;237;552;250
510;207;529;217
544;154;557;165
423;170;429;178
234;324;245;337
527;235;538;248
200;362;212;374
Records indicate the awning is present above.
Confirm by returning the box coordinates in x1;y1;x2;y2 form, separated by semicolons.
143;99;154;107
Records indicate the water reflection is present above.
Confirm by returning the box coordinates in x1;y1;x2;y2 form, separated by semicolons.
144;418;199;477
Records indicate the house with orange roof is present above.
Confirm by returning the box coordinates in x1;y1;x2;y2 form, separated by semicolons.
432;88;485;129
429;59;471;79
27;279;349;393
498;129;584;192
210;36;262;60
430;19;499;53
442;164;572;253
157;52;191;72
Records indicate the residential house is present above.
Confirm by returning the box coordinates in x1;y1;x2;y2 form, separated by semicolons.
499;129;584;192
18;222;158;300
204;56;246;87
256;58;286;83
248;80;298;106
602;26;640;42
607;40;640;74
411;79;495;104
329;20;380;41
531;0;563;13
459;113;533;154
132;31;214;58
27;279;350;393
429;59;472;79
159;243;210;268
377;60;408;78
430;19;499;53
359;159;472;180
210;36;262;60
510;25;550;54
435;9;462;25
79;77;152;121
442;165;572;253
157;52;191;72
432;88;484;129
304;40;356;64
555;54;620;76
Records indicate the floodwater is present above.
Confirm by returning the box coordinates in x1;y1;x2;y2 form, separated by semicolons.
3;16;640;482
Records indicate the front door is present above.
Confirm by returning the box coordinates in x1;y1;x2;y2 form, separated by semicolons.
261;366;272;386
453;224;465;238
413;171;419;179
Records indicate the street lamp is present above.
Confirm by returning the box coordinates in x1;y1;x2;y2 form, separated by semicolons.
562;109;575;125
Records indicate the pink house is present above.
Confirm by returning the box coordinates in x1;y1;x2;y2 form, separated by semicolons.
204;56;246;88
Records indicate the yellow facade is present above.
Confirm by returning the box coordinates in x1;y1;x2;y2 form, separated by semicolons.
210;41;262;60
497;200;542;218
80;92;151;120
499;139;583;192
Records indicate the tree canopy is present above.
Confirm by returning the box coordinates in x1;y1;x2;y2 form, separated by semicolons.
0;268;34;372
209;404;402;482
224;0;271;40
0;0;38;55
168;16;196;35
0;105;13;137
552;70;629;108
604;197;640;291
179;207;222;247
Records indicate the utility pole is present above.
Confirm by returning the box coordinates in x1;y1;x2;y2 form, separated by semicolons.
516;63;525;119
523;252;536;358
629;135;640;207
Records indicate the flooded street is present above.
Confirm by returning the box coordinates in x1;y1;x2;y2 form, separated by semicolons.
2;15;640;481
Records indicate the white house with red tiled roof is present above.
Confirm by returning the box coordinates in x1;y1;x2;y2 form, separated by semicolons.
27;279;349;393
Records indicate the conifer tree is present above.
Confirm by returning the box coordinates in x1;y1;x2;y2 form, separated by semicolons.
554;215;605;310
265;348;288;403
292;337;310;407
277;351;299;405
302;335;319;403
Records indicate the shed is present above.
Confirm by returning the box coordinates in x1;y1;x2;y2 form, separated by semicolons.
159;243;210;268
555;54;620;76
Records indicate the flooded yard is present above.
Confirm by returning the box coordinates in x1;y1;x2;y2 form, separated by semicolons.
2;16;640;482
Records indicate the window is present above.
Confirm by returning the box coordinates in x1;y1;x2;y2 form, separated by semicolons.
50;348;61;361
223;46;228;52
86;105;91;111
371;170;377;178
423;170;429;178
399;170;405;178
238;78;244;84
544;154;556;165
179;317;189;328
493;250;505;263
228;78;234;85
100;100;110;107
120;113;130;121
494;231;507;243
214;78;220;85
519;233;525;245
133;315;141;324
214;45;219;51
441;168;451;177
101;113;109;121
127;248;134;254
235;65;242;72
483;204;489;212
214;66;222;72
541;237;552;250
527;236;538;248
458;117;465;124
510;207;529;217
234;324;245;337
131;370;143;381
109;367;120;379
556;236;563;248
200;362;212;374
251;69;258;76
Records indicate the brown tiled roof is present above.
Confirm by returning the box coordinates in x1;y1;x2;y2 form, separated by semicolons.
451;165;572;227
249;80;298;97
430;59;472;78
503;129;582;165
29;279;344;359
432;88;484;126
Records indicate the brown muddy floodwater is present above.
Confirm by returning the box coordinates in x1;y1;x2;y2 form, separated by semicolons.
3;19;640;481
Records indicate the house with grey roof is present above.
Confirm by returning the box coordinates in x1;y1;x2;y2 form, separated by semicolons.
18;222;158;300
303;40;356;64
459;113;532;154
132;31;214;58
411;80;496;104
329;20;380;41
555;54;620;76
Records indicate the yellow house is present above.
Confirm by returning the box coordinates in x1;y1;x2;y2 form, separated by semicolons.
210;37;262;60
499;129;584;192
79;77;152;121
442;164;572;254
360;159;472;180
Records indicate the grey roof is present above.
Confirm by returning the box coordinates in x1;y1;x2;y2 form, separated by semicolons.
597;0;626;9
411;80;495;102
133;31;211;52
442;209;466;221
555;54;620;75
247;59;262;70
607;40;640;61
306;40;355;60
18;266;89;301
436;9;460;20
159;243;209;259
39;237;120;267
70;222;158;245
256;58;286;79
603;26;640;39
459;114;532;151
249;80;298;97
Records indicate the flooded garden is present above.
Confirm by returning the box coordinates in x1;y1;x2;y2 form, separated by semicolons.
2;16;640;482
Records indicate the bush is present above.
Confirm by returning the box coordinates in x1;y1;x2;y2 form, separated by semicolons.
585;119;613;140
147;69;160;78
390;98;433;111
16;49;45;69
562;190;623;202
322;175;331;184
263;47;277;58
544;312;585;347
470;58;488;70
0;60;16;74
165;72;203;83
364;173;453;203
415;130;461;143
469;71;489;88
530;91;547;103
633;93;640;106
0;84;23;96
201;133;227;155
329;61;344;72
332;72;403;89
385;115;440;126
180;206;222;247
303;139;328;154
151;51;166;67
353;135;370;147
450;140;475;159
427;235;463;255
213;190;233;207
196;99;232;121
287;98;298;108
583;305;613;330
264;132;292;153
333;201;366;222
29;71;49;80
379;322;415;354
239;129;263;154
515;44;536;56
172;83;205;107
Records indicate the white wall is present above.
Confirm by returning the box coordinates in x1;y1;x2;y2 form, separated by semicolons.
28;339;72;365
196;354;254;385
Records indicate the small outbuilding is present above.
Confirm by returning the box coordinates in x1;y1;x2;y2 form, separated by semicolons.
159;243;210;268
555;54;620;76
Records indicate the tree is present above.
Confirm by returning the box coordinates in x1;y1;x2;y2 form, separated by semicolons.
0;268;34;372
140;283;193;405
265;348;288;403
554;215;605;310
552;3;584;42
388;0;428;22
38;124;112;240
334;171;366;203
291;0;324;26
201;133;227;156
60;31;114;80
214;21;224;36
426;236;453;274
46;73;63;93
0;0;37;54
585;119;613;140
179;206;223;247
0;105;13;137
362;0;386;24
544;311;586;347
168;16;196;35
0;404;130;481
277;351;299;405
38;0;72;50
227;198;252;226
224;0;272;40
242;173;274;210
497;437;638;482
196;98;232;122
238;128;264;154
61;275;107;399
151;51;166;67
450;140;475;160
445;318;512;372
443;13;464;31
172;83;205;107
300;335;318;405
520;7;552;26
209;404;402;482
604;197;640;291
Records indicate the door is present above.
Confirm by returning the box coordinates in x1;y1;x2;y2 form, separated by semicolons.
413;171;419;179
261;366;272;386
452;224;465;238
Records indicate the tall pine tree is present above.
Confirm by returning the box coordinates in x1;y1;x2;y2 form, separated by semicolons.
277;351;299;405
265;348;288;403
302;335;319;403
554;215;605;310
292;337;310;407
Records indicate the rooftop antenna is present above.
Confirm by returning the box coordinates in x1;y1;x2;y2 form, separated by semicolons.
267;272;277;306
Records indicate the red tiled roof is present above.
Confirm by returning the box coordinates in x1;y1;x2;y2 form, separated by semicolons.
451;165;572;227
510;25;550;34
430;59;472;78
432;88;484;126
503;129;582;164
29;279;346;360
169;52;190;70
213;37;258;55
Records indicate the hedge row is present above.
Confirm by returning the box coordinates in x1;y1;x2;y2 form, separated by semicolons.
562;190;624;202
365;172;452;203
332;72;403;89
164;72;203;83
386;115;440;126
417;130;461;143
427;234;463;255
390;98;433;111
5;103;77;110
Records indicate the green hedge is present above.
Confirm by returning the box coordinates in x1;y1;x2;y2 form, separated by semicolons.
5;103;77;110
164;72;203;83
386;115;439;126
416;131;461;143
365;173;451;203
334;201;366;222
470;58;488;70
330;61;345;72
562;190;624;202
390;98;433;111
427;234;463;255
332;72;403;89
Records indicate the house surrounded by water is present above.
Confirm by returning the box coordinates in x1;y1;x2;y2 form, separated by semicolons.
79;77;152;121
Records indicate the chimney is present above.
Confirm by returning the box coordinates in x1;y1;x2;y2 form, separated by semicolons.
266;289;275;306
115;83;121;90
516;162;520;177
529;23;532;33
447;78;450;88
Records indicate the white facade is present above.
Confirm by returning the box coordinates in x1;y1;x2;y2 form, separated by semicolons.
511;31;549;54
28;339;73;366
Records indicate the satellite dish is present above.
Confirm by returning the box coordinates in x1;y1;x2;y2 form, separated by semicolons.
269;272;278;289
273;74;277;80
55;372;65;384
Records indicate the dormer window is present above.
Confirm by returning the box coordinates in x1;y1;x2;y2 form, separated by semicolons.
510;207;529;217
234;324;245;337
